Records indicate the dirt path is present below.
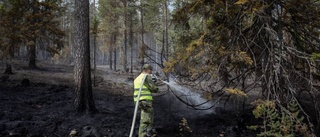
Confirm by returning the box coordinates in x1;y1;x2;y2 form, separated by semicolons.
0;62;257;137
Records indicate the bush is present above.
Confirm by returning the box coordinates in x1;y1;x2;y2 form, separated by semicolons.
248;99;315;137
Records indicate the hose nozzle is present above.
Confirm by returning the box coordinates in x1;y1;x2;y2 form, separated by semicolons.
151;74;162;82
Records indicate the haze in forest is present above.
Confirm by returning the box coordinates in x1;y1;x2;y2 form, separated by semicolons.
0;0;320;136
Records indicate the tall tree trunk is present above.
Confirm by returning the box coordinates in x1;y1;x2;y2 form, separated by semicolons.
163;1;169;84
122;0;128;72
111;32;117;71
92;0;97;87
69;1;75;65
28;42;37;69
129;12;133;73
123;30;128;72
73;0;96;114
161;30;165;66
9;40;15;57
109;35;113;70
93;33;97;87
102;52;105;65
29;0;38;69
109;48;113;70
69;31;73;64
113;35;117;71
5;40;15;74
139;0;145;65
114;47;117;71
164;1;169;60
92;17;98;87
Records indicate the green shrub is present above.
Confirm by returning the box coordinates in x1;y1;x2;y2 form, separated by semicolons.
248;99;314;137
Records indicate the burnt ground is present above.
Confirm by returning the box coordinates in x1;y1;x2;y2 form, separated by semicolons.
0;62;258;137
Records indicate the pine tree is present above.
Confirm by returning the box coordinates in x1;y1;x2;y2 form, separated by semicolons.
0;0;64;69
73;0;97;114
167;0;320;132
98;0;121;71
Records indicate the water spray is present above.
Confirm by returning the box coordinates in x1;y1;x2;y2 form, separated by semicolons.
162;77;215;112
129;74;214;136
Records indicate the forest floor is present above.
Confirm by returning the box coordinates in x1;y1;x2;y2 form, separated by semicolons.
0;61;259;137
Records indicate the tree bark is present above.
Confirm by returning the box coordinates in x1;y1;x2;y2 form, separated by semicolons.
93;33;97;87
29;0;38;69
73;0;96;114
9;40;15;57
109;48;113;70
163;1;169;84
164;1;169;60
92;0;97;87
122;0;128;72
129;6;133;73
139;0;145;65
112;34;117;71
28;43;37;69
92;18;98;87
114;47;117;71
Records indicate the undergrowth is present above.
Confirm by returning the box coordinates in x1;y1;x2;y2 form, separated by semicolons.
248;99;315;137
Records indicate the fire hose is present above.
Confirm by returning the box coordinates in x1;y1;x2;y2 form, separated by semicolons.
129;74;147;137
129;74;164;137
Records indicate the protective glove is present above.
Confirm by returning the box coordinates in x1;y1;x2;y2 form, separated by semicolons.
150;74;157;83
139;100;151;109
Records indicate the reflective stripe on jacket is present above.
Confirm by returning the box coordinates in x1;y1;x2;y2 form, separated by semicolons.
134;73;152;102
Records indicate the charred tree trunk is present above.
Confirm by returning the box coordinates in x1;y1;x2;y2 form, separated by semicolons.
139;0;145;65
93;33;97;87
29;0;38;69
5;41;15;74
109;33;118;71
28;43;37;69
113;34;117;71
9;40;15;57
129;10;133;73
92;18;98;87
92;0;98;87
102;52;105;65
114;45;117;71
123;32;128;72
161;30;165;68
123;2;128;72
73;0;96;114
164;1;169;60
109;48;113;70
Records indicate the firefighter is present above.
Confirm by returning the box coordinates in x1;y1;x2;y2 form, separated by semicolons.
134;64;159;137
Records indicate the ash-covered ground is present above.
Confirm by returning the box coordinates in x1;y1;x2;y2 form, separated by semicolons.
0;62;257;137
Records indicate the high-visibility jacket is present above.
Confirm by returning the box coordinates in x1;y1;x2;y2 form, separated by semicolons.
134;73;153;102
